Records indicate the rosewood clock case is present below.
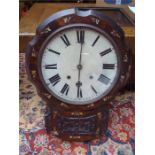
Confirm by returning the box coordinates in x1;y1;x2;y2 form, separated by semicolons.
26;8;132;141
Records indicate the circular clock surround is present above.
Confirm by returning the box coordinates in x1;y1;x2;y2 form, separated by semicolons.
26;8;131;110
38;24;121;105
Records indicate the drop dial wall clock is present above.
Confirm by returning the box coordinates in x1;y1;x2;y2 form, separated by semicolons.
26;8;131;141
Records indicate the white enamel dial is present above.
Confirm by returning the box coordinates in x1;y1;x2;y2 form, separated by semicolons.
40;27;118;105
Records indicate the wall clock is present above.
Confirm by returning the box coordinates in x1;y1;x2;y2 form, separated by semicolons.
26;8;131;141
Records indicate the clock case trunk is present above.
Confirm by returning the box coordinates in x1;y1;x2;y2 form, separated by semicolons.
26;8;132;141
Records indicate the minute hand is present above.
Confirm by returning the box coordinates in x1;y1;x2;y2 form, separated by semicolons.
77;42;83;82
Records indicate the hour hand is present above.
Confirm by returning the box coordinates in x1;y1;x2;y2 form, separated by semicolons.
77;86;82;98
76;81;82;98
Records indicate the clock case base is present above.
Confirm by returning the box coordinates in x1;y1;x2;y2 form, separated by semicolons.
45;103;109;141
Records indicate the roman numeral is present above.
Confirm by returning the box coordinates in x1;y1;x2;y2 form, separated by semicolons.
48;49;60;55
92;35;100;46
77;30;85;44
60;83;70;95
45;64;57;69
60;34;70;46
91;85;97;94
100;48;112;57
77;87;82;98
49;74;61;86
103;64;115;69
98;74;110;85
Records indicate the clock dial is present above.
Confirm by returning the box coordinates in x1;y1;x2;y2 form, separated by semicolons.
40;27;118;105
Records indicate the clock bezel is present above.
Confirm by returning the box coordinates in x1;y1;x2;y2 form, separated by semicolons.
37;23;121;105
